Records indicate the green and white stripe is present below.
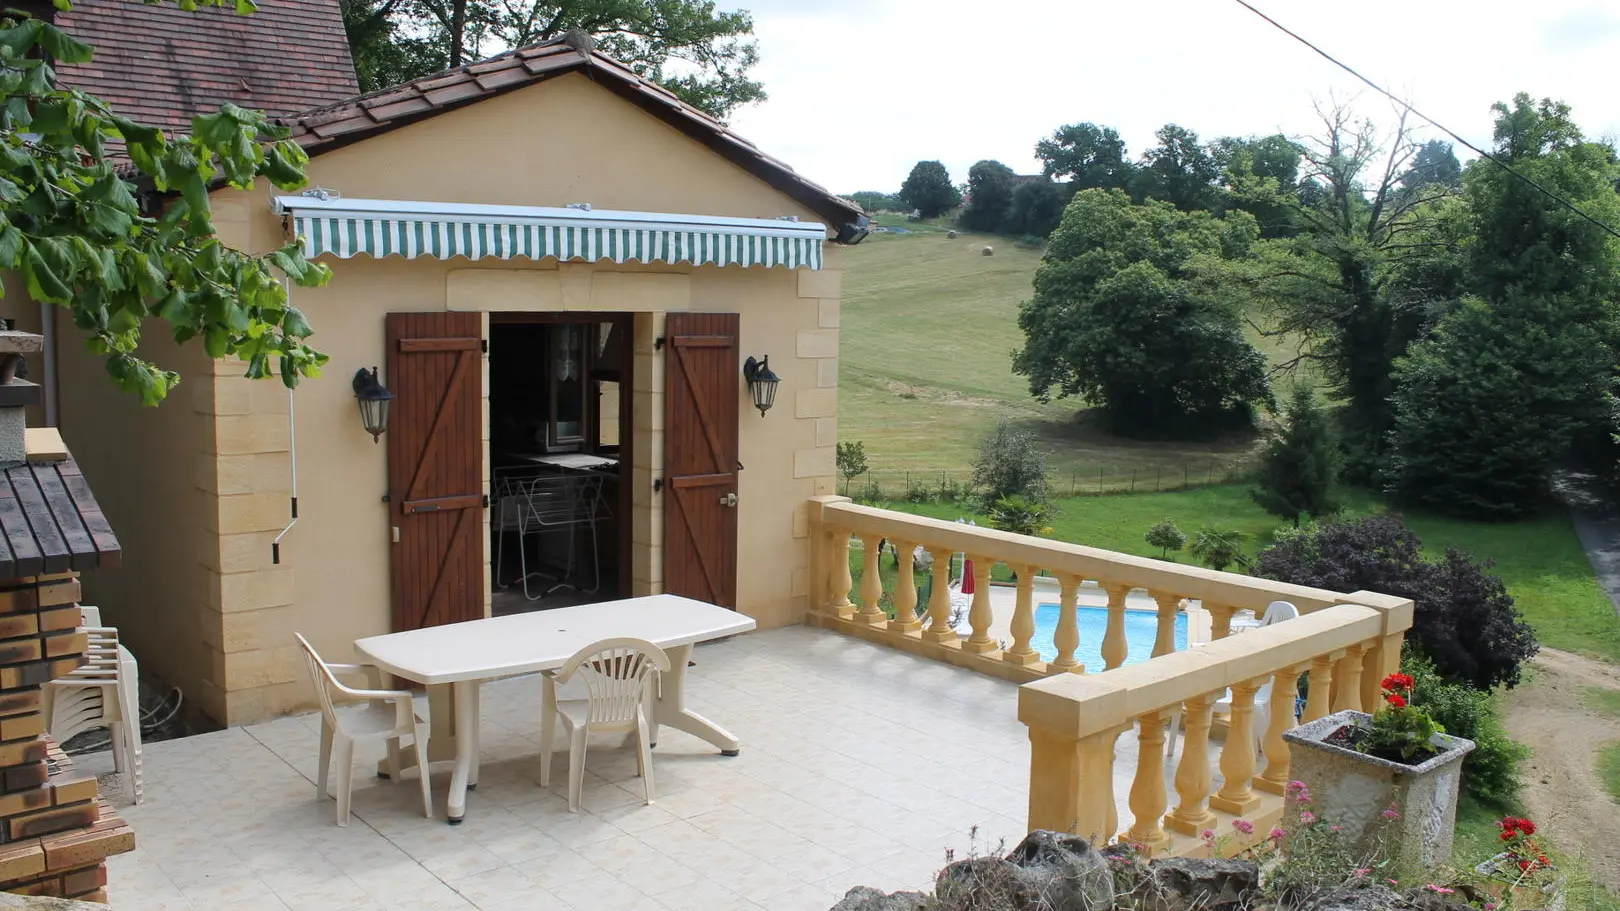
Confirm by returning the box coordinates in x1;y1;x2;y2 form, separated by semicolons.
293;215;824;270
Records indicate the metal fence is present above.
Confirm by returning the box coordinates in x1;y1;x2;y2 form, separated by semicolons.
837;456;1259;503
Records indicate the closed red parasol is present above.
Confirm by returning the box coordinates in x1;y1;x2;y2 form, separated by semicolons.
960;558;975;595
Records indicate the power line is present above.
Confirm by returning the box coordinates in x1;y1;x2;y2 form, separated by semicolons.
1230;0;1620;241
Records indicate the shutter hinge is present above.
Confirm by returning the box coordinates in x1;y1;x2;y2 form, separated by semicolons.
482;494;490;508
481;339;489;354
653;336;666;351
653;478;664;493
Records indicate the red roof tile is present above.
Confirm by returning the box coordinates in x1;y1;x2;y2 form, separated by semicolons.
55;0;359;134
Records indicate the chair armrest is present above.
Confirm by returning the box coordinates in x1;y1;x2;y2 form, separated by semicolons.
325;663;386;689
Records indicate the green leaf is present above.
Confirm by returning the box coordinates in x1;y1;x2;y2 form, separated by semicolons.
281;306;312;338
28;100;69;136
234;0;257;13
0;224;19;268
21;243;72;303
108;116;162;148
0;21;43;59
37;22;92;63
126;141;166;188
202;325;228;358
51;0;74;12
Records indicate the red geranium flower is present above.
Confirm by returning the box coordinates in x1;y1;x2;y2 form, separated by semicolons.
1380;673;1414;692
1385;693;1407;709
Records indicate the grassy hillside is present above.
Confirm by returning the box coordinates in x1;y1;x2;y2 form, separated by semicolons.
839;230;1264;486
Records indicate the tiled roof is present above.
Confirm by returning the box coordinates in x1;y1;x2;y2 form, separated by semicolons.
0;457;120;579
55;0;359;134
278;36;866;231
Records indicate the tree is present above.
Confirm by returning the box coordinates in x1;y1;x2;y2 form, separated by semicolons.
0;5;330;405
1035;122;1133;191
1133;123;1221;211
1145;519;1186;559
1253;514;1538;690
1218;101;1458;475
1399;139;1462;194
1014;189;1272;438
848;191;900;214
1188;527;1246;572
960;160;1017;233
1387;95;1620;516
343;0;765;118
1005;178;1066;238
970;421;1049;505
1252;385;1337;526
1213;133;1302;237
835;440;868;496
898;160;960;219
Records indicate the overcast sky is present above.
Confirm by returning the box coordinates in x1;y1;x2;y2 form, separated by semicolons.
724;0;1620;194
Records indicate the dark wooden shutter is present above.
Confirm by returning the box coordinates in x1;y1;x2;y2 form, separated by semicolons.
663;313;740;609
387;312;485;631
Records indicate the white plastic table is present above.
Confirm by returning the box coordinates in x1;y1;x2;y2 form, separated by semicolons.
353;595;755;823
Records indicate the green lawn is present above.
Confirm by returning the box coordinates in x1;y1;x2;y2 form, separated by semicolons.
870;483;1620;663
839;230;1265;488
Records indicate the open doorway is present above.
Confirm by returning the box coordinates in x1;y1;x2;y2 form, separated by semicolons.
487;312;633;615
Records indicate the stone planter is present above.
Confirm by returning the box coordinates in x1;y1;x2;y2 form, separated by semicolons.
1282;709;1474;869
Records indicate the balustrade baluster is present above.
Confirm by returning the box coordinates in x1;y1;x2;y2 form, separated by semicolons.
1206;603;1236;640
922;547;957;644
1127;711;1171;851
856;534;887;625
1303;653;1338;722
1210;680;1263;816
888;539;923;633
1333;644;1366;713
1255;665;1305;795
829;529;855;619
1101;585;1129;670
1151;592;1181;657
1360;643;1382;712
1002;565;1039;666
1165;694;1217;836
962;555;998;655
1069;725;1127;844
1050;574;1082;672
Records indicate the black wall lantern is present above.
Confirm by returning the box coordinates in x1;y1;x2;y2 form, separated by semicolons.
742;355;779;417
352;367;395;442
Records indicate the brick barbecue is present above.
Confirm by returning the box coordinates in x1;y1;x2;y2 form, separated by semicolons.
0;332;132;902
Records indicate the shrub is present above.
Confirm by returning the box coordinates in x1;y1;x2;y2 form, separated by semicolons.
986;495;1054;538
1253;514;1538;690
1188;526;1247;572
1403;655;1528;805
935;476;972;503
1145;519;1187;560
970;422;1050;505
853;477;883;505
901;477;934;503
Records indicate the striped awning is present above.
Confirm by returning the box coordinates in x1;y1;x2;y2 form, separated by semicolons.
272;196;827;270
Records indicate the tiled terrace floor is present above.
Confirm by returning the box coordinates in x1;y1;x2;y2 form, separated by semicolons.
89;626;1166;911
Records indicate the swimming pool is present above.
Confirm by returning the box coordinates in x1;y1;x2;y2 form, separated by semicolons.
1029;604;1188;669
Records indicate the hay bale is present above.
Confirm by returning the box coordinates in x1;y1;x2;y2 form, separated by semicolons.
946;230;957;239
981;245;994;256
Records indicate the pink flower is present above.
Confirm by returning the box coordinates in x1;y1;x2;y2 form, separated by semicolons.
1383;806;1401;820
1201;829;1215;841
1354;868;1371;878
1330;825;1343;833
1485;904;1498;911
1423;885;1455;895
1268;827;1286;841
1232;819;1254;835
1299;811;1316;825
1386;878;1399;887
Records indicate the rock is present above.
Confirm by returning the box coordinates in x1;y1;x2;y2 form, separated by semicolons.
1147;857;1258;910
935;830;1113;911
981;245;995;256
947;230;958;238
1299;885;1411;910
829;885;931;910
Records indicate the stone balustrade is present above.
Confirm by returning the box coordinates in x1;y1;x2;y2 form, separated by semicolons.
806;497;1411;688
1018;602;1413;855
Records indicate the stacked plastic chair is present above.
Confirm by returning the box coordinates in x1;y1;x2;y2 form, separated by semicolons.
41;606;142;804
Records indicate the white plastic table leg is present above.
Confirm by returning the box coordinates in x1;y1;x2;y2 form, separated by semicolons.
376;684;458;779
446;680;479;824
652;643;739;756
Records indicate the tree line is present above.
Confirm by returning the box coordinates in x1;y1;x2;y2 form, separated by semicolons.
1009;94;1620;520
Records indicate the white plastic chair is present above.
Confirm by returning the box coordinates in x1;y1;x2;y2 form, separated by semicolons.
539;637;671;813
43;606;142;804
1167;601;1300;759
295;634;432;826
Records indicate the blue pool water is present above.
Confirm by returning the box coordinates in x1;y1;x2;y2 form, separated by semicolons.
1030;604;1188;669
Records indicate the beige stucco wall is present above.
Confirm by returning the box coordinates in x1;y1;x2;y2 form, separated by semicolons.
20;71;842;724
